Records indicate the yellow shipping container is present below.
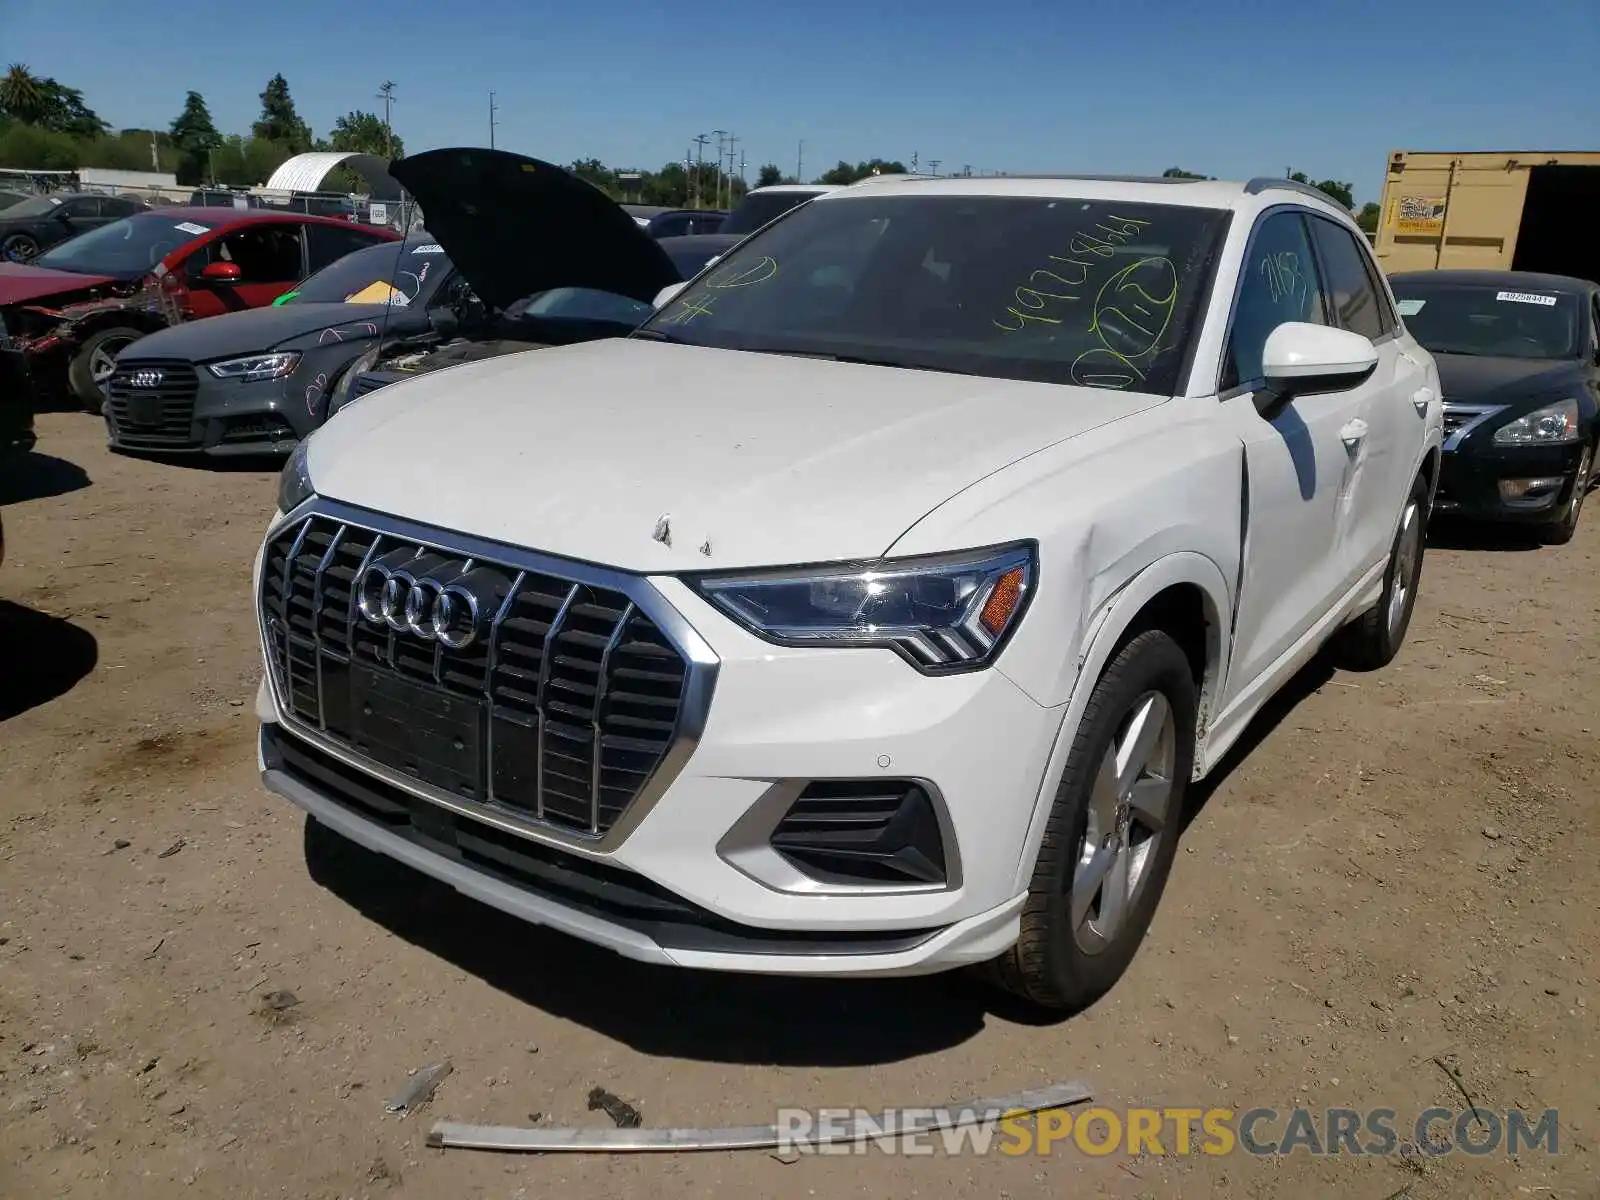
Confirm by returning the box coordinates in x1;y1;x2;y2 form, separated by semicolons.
1373;149;1600;282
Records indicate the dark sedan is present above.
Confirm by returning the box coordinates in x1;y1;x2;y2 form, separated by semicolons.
1391;270;1600;544
1;193;148;262
104;234;460;455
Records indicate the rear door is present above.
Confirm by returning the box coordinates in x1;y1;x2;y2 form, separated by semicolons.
305;222;392;275
1306;214;1427;578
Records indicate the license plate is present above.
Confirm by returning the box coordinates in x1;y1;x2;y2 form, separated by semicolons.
127;394;162;426
348;664;484;798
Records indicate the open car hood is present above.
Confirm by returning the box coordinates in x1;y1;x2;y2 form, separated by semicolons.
388;148;681;311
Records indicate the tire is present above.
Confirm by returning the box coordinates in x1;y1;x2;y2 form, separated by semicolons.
1335;472;1429;671
1539;444;1592;546
1;232;40;262
67;326;143;413
988;629;1196;1012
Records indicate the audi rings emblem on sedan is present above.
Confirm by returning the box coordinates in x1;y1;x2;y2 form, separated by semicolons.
358;561;487;650
130;369;164;388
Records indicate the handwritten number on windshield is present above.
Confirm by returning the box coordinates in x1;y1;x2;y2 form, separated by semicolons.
1070;257;1179;389
664;255;779;324
993;215;1151;332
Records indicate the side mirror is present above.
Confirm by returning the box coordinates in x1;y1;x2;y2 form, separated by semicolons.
201;261;242;283
1257;322;1378;417
55;208;75;224
653;282;688;309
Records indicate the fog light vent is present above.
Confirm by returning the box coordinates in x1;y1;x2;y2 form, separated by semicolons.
770;780;947;886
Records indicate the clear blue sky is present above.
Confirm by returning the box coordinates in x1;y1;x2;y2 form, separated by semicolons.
6;0;1596;206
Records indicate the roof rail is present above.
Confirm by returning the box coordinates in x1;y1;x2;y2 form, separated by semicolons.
1244;176;1340;204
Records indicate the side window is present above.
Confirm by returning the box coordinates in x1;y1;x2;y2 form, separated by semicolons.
1223;211;1327;390
306;223;385;272
201;225;305;283
60;196;100;218
1308;217;1388;340
106;197;142;217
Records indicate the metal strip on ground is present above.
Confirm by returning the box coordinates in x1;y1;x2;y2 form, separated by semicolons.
426;1080;1091;1153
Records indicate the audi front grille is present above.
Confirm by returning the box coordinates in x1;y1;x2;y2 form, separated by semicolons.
259;505;708;840
106;360;201;448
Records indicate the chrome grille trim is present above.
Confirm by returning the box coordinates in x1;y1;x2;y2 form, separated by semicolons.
1442;402;1506;452
257;498;719;852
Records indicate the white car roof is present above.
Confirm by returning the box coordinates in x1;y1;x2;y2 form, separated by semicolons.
746;183;842;195
809;174;1352;218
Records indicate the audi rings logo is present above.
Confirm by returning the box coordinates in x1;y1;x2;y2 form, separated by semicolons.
357;556;495;650
129;369;164;389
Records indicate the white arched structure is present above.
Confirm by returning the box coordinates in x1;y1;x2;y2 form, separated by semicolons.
264;151;403;200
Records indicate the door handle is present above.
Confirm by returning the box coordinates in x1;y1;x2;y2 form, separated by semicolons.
1340;418;1369;449
1411;386;1435;415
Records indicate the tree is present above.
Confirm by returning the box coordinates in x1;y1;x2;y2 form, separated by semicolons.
568;157;614;192
1357;202;1381;234
0;64;47;124
169;91;222;184
1162;166;1211;179
329;110;402;158
1287;170;1355;210
817;158;908;185
252;74;312;151
756;162;783;188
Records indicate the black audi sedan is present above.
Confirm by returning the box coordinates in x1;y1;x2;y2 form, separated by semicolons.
1390;270;1600;544
107;147;682;456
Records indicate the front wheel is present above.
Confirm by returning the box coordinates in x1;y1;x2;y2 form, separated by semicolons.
1539;444;1592;546
988;629;1195;1012
1335;472;1429;671
67;327;143;413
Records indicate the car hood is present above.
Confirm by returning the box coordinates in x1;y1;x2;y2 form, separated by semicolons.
120;302;400;361
388;148;681;312
309;338;1165;571
1434;353;1584;406
0;262;117;305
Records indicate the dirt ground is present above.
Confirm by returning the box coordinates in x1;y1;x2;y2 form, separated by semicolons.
1;410;1595;1200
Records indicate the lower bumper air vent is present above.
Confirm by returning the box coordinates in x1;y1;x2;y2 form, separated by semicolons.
771;780;948;886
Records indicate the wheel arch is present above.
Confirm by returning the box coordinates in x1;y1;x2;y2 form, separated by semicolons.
1007;552;1232;895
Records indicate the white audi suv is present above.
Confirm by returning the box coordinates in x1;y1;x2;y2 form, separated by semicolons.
255;173;1442;1009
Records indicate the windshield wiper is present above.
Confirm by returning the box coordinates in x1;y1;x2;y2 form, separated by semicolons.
629;328;685;343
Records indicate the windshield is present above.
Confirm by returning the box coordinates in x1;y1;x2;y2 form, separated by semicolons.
636;194;1228;394
512;287;652;326
34;211;214;275
5;195;64;220
720;190;827;236
290;240;447;305
1392;282;1581;359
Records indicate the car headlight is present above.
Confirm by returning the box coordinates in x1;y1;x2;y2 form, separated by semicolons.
277;438;315;513
1493;399;1581;446
691;543;1035;674
207;352;301;382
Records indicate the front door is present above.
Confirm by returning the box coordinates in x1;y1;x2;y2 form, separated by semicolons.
182;222;308;317
1216;209;1372;708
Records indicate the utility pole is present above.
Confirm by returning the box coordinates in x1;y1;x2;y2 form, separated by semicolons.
911;151;918;172
488;91;499;150
738;149;746;188
149;131;160;172
711;130;728;210
376;81;396;158
928;159;940;177
796;139;805;183
724;134;740;207
691;133;710;207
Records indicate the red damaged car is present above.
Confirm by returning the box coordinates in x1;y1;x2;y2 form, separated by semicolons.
0;206;400;411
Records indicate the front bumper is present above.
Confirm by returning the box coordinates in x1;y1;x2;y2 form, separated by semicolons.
1435;440;1586;523
255;559;1063;976
106;367;310;456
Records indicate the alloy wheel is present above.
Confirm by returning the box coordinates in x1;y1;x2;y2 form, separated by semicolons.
1386;501;1421;638
1070;690;1178;955
90;338;134;394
